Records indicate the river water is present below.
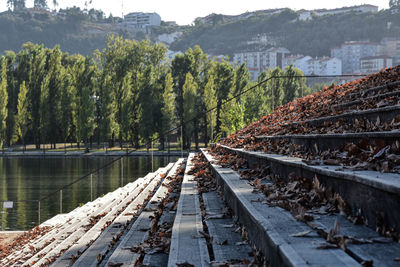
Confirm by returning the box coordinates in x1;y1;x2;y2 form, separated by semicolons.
0;156;178;231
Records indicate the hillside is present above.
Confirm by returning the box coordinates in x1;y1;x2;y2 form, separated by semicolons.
0;8;131;55
170;9;400;57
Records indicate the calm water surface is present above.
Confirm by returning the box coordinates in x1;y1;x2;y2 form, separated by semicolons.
0;156;178;230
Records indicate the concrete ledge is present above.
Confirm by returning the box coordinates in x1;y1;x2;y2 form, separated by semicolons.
216;145;400;233
285;105;400;129
201;149;359;267
254;130;400;152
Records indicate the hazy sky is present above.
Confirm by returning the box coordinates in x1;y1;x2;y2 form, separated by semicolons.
2;0;390;25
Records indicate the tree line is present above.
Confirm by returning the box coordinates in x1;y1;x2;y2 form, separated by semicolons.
0;36;309;151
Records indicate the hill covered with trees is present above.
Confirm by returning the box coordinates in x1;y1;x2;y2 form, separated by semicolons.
170;8;400;57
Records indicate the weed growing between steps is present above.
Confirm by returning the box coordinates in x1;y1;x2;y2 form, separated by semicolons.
0;226;51;262
208;146;399;246
189;153;267;267
133;162;185;265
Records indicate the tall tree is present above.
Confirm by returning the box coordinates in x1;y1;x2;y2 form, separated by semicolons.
7;0;26;11
4;51;18;146
182;73;197;149
15;81;29;151
39;46;63;149
282;65;307;105
96;72;116;148
139;66;155;148
34;0;47;8
171;54;193;149
59;68;74;152
159;72;175;150
72;56;95;148
0;59;8;150
213;60;234;136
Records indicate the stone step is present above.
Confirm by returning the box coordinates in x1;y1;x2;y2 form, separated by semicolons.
142;161;187;267
104;159;184;267
284;105;400;130
214;144;400;233
333;89;400;110
36;171;161;267
71;162;175;267
202;191;253;263
167;153;210;267
201;149;360;267
4;184;138;266
346;81;400;99
254;130;400;152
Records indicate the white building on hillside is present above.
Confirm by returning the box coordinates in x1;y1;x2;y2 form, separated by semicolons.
380;37;400;65
122;12;161;31
360;56;393;73
283;55;342;76
331;41;380;73
298;5;378;21
233;47;290;80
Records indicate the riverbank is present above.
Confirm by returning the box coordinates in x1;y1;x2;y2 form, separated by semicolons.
0;150;190;158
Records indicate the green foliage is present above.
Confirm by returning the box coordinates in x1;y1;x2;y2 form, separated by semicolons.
0;59;8;147
281;65;307;105
171;9;400;58
1;37;315;149
15;81;29;146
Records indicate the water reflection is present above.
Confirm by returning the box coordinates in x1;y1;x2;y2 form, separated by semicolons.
0;156;177;230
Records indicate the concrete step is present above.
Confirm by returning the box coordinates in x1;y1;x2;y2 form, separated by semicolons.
142;161;187;267
254;130;400;153
35;171;160;267
3;185;137;266
214;144;400;233
283;105;400;130
201;149;360;267
167;153;210;267
104;159;184;267
202;191;253;263
333;89;400;110
345;81;400;100
71;163;175;267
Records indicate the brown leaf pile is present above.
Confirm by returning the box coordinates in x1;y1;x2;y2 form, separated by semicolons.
0;226;51;262
221;66;400;172
209;146;399;241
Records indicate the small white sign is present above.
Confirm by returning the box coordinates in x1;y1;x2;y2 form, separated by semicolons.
3;201;13;209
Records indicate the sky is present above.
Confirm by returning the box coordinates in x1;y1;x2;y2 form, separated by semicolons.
1;0;390;25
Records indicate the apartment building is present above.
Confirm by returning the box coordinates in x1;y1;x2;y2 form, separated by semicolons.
233;48;290;80
122;12;161;29
283;55;342;76
331;41;380;73
360;56;393;73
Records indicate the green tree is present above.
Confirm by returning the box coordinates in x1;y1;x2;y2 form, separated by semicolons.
34;0;47;8
4;51;18;147
221;98;245;135
160;73;175;147
282;65;307;105
59;68;74;152
15;81;29;151
182;73;197;149
0;59;8;150
138;66;155;148
72;56;96;148
204;67;217;142
213;60;234;136
39;46;63;149
171;54;193;149
390;0;400;12
96;72;116;148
